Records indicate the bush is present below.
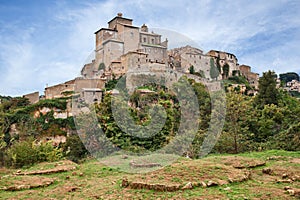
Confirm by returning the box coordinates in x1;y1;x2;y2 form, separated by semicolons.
63;134;89;163
36;142;63;162
6;138;64;168
6;139;38;168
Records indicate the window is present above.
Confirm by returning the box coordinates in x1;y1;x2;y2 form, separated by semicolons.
151;38;154;44
143;38;146;43
130;32;134;38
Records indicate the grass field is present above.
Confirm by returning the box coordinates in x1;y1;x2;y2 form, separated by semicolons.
0;150;299;199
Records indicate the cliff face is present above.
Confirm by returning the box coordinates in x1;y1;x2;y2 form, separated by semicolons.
1;97;75;145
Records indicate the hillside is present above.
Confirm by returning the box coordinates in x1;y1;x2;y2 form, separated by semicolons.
0;150;299;199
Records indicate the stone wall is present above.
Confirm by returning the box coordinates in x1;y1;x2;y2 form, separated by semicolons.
23;91;39;104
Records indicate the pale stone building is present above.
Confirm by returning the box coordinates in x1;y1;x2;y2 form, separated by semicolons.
80;88;103;104
286;80;300;92
82;13;168;79
206;50;240;79
23;91;39;104
168;45;211;79
44;78;105;99
239;65;259;89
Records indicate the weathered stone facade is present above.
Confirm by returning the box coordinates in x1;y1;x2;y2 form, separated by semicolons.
168;45;211;79
43;13;260;104
80;88;103;104
206;50;240;79
83;13;168;80
44;78;104;99
286;80;300;92
23;91;39;104
239;65;259;89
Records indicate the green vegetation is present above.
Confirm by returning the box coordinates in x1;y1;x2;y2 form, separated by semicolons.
98;62;106;71
0;69;299;169
222;63;230;78
189;65;195;74
255;70;279;107
279;72;299;83
210;58;219;80
0;150;299;199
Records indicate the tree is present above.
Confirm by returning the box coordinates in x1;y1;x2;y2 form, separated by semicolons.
210;58;219;80
222;92;249;153
189;65;195;74
222;63;230;78
279;72;300;84
255;70;279;108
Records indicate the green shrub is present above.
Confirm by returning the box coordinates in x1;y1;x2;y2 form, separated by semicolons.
63;134;89;163
6;138;38;168
6;138;64;168
36;142;63;162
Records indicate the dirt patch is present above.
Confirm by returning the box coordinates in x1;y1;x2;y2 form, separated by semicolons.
1;176;54;191
218;156;266;169
290;158;300;164
123;159;251;191
15;160;77;175
129;160;162;168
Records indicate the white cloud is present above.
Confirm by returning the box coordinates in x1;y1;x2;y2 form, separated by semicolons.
0;0;299;96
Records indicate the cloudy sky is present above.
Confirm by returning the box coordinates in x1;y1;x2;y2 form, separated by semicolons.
0;0;299;96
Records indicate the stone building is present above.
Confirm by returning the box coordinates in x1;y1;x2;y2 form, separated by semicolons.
206;50;240;79
82;13;168;79
45;79;75;99
168;45;211;79
81;88;103;104
286;80;300;92
45;78;105;99
23;91;39;104
239;65;259;89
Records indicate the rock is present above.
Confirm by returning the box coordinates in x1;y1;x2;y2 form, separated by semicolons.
207;181;218;187
121;178;129;187
284;186;291;190
200;181;207;188
129;160;162;168
224;187;231;191
182;182;193;190
122;155;128;159
65;186;79;192
218;180;229;185
287;189;295;196
262;168;273;175
72;172;77;176
65;176;70;180
17;170;21;173
292;175;300;181
79;173;84;177
277;179;293;183
282;174;288;179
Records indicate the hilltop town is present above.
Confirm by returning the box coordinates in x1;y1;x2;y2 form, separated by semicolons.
23;13;260;105
1;13;300;200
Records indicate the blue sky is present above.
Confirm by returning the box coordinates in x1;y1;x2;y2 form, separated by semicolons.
0;0;300;96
